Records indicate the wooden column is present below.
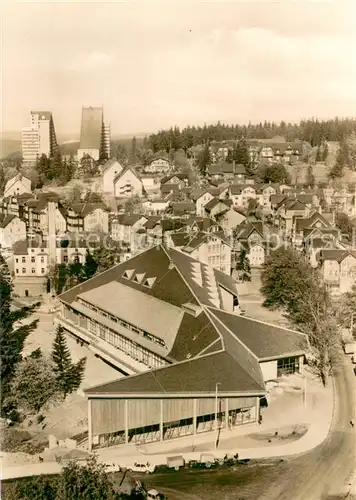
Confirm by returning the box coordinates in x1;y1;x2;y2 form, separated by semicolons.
160;400;164;442
255;396;260;424
88;399;93;451
225;398;229;429
124;400;129;444
193;398;197;435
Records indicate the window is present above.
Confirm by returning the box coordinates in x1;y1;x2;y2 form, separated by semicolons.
41;268;45;274
63;256;68;262
22;257;26;263
31;257;35;263
16;258;19;263
31;268;35;274
277;357;300;377
22;268;26;273
16;269;19;274
41;256;44;263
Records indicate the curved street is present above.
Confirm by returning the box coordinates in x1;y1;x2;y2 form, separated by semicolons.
132;357;356;500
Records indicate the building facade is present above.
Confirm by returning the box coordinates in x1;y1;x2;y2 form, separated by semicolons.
21;111;58;166
55;246;307;450
77;106;110;162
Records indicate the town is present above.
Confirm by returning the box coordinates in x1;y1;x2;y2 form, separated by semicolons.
1;3;356;500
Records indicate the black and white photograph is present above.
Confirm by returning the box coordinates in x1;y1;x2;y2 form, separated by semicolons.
0;1;356;499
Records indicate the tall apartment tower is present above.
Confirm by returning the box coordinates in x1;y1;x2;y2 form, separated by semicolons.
77;106;111;162
21;111;58;166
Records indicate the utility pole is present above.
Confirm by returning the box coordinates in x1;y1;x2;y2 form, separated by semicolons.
214;382;221;449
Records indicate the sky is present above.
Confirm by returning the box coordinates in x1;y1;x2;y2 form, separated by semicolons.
2;1;356;137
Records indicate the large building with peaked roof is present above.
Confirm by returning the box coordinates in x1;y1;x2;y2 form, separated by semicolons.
56;245;308;450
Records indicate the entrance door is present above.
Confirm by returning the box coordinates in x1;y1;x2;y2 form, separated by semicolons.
25;290;29;297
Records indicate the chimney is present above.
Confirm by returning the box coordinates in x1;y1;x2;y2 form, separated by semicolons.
48;201;57;266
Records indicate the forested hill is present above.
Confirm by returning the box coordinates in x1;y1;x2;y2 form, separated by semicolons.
148;118;356;152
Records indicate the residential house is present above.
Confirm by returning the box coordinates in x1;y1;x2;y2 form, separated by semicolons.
142;199;170;215
204;198;232;220
12;236;102;297
247;141;303;165
276;198;311;234
160;173;189;190
67;203;109;233
0;193;33;218
292;211;334;247
23;198;67;234
229;184;259;209
170;202;196;218
4;173;32;198
194;190;215;217
0;214;26;248
214;208;246;237
144;157;172;174
101;159;124;195
168;226;232;275
144;217;184;246
318;249;356;295
235;221;267;268
206;163;246;183
114;168;143;198
110;214;148;253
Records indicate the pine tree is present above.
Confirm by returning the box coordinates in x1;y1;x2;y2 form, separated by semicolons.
305;165;315;188
236;248;251;282
130;136;137;164
197;144;211;176
50;150;63;180
52;326;72;380
83;250;98;280
322;143;328;162
52;326;86;397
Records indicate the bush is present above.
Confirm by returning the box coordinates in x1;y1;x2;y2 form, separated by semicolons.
1;428;32;452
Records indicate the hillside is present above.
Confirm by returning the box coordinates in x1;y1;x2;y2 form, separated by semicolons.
0;137;144;160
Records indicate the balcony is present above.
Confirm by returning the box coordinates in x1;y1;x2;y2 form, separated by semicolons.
56;315;146;375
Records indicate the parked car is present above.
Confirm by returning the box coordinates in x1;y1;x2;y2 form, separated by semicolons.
147;489;166;500
127;461;155;474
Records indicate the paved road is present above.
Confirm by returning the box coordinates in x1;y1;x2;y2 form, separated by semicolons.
126;357;356;500
258;356;356;500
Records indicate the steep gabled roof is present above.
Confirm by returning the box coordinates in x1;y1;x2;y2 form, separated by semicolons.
85;350;265;396
318;249;356;263
0;214;17;228
113;167;141;184
208;308;309;361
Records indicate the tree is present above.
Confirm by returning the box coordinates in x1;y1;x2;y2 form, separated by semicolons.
76;154;98;178
123;194;143;214
50;150;63;180
197;144;211;177
48;264;68;295
36;154;51;184
65;183;84;206
83;249;98;280
261;164;291;184
322;142;328;162
335;212;353;240
346;132;356;170
8;355;58;414
0;255;39;415
129;136;137;165
0;164;5;194
52;326;86;397
260;247;340;386
246;198;262;220
116;143;128;165
236;248;251;281
4;455;122;500
305;165;315;188
92;242;122;272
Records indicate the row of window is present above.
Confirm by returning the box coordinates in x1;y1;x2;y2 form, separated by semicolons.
64;307;165;369
78;298;166;348
16;268;45;274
